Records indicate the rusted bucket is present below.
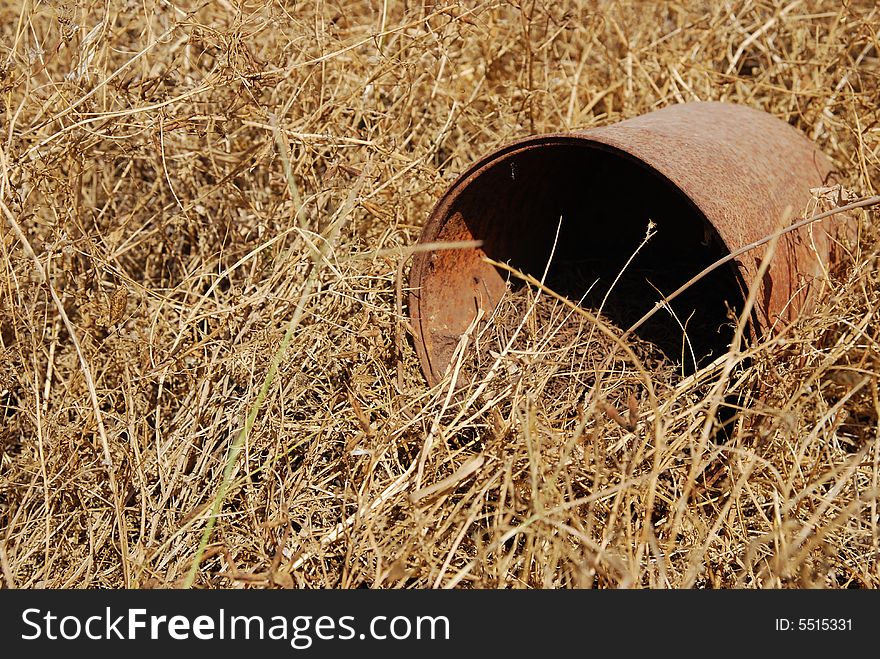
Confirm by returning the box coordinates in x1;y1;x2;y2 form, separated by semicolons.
409;101;845;385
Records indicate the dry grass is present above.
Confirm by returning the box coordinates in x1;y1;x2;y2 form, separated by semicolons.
1;0;879;589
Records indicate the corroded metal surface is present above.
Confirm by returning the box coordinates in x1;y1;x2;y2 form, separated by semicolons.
409;102;843;385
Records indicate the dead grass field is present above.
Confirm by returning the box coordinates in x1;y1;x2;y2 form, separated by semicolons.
1;0;879;589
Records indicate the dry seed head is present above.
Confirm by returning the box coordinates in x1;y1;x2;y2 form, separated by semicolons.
108;286;128;326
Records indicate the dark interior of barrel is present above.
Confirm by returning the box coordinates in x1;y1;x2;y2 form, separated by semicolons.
449;142;745;375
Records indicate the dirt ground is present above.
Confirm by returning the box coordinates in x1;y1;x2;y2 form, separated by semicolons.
1;0;879;588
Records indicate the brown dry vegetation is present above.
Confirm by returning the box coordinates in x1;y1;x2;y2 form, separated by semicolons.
1;0;879;589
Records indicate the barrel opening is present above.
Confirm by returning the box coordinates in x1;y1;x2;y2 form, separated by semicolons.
444;142;746;373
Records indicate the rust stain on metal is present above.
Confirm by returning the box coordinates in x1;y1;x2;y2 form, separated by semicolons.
409;102;849;385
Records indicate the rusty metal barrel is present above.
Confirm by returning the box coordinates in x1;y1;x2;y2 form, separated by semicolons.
409;102;842;385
